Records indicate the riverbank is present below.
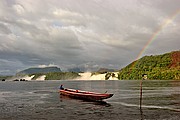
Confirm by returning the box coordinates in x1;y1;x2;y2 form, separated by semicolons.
6;75;46;81
5;72;119;81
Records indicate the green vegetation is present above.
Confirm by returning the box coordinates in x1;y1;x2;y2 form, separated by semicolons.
105;73;111;80
118;51;180;80
17;67;61;75
45;72;80;80
15;67;79;80
0;76;12;81
31;72;80;80
105;73;117;80
31;73;44;80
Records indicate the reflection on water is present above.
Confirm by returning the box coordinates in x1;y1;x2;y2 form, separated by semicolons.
60;95;111;107
0;80;179;120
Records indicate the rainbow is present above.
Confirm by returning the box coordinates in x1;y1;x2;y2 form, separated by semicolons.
130;9;180;71
136;9;180;60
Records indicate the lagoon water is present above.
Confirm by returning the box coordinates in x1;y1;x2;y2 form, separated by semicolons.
0;80;179;120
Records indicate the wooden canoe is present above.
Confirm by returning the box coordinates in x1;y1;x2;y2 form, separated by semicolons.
59;88;113;101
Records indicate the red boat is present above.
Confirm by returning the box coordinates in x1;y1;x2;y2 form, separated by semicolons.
59;85;113;101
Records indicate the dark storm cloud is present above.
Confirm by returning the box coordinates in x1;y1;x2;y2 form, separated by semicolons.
0;0;180;75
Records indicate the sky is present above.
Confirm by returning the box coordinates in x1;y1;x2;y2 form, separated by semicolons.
0;0;180;75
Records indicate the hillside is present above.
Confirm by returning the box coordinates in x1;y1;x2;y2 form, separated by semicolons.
118;51;180;80
31;72;80;80
17;67;62;75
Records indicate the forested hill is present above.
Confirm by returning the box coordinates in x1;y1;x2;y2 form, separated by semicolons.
118;51;180;80
17;67;62;75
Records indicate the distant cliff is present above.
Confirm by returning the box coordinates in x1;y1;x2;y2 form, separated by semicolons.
68;67;82;73
118;51;180;80
17;67;62;75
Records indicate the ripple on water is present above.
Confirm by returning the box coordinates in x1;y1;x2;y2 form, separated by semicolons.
0;80;180;120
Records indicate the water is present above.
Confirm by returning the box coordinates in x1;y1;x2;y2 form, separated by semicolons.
0;80;179;120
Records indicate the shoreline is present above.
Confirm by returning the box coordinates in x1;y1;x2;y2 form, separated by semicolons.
4;72;119;81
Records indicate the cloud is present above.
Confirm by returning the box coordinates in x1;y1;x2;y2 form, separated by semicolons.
0;0;180;75
0;23;11;34
37;64;58;68
13;4;25;15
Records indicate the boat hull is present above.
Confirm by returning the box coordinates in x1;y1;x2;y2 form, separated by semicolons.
59;89;113;101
